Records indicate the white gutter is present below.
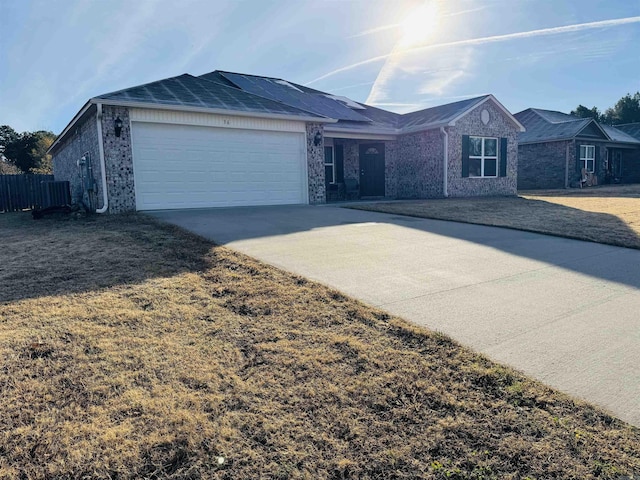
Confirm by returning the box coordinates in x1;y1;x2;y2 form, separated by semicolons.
440;127;449;197
95;103;109;214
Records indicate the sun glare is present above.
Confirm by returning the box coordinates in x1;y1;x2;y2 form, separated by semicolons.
399;1;441;48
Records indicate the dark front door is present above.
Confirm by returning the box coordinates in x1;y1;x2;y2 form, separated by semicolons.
359;143;385;197
609;149;623;179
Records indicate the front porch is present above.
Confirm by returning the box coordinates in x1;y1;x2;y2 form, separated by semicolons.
323;137;393;202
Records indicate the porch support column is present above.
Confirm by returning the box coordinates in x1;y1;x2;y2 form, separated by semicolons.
306;123;326;204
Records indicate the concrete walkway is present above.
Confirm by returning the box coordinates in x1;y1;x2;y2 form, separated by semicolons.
150;205;640;426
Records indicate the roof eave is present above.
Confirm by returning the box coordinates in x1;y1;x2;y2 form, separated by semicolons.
323;125;398;140
90;98;337;124
47;101;95;154
517;137;576;145
398;122;448;135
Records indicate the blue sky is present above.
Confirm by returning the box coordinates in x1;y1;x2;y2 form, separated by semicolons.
1;0;639;134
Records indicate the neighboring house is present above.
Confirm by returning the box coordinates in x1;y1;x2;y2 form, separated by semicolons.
515;109;640;190
50;71;524;213
615;123;640;141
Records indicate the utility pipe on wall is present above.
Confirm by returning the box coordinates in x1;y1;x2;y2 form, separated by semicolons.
440;127;449;197
95;103;109;213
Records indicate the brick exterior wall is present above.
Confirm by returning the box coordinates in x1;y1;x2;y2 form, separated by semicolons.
101;106;136;213
621;148;640;183
306;123;325;204
385;141;398;198
52;105;136;213
518;140;640;189
51;109;103;210
518;140;572;190
395;129;444;198
447;101;519;197
340;140;359;182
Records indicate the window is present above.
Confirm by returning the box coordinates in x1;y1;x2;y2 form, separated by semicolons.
468;136;498;178
324;146;335;184
580;145;595;173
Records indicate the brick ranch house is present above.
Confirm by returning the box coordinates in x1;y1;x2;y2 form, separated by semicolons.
515;108;640;190
50;71;525;213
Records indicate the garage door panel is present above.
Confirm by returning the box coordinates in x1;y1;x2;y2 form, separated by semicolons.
132;122;307;210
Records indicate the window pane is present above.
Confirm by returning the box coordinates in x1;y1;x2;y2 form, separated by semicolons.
484;138;497;156
325;165;334;183
324;146;333;165
586;146;595;159
484;159;497;177
587;159;594;172
580;146;586;159
469;137;482;156
469;158;482;177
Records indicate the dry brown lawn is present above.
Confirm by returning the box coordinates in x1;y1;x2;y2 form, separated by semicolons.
1;212;639;479
350;184;640;249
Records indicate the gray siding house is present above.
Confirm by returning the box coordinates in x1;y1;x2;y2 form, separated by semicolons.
515;109;640;190
50;71;524;213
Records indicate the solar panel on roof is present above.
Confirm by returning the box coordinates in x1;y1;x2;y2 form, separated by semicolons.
97;74;324;119
220;72;371;122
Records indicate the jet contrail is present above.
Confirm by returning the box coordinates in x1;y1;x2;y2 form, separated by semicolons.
348;7;487;39
306;16;640;86
349;24;401;39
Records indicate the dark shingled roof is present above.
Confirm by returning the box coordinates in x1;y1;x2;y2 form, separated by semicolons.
399;95;491;130
615;123;640;141
601;125;640;144
516;108;640;145
199;71;498;133
95;74;326;119
92;70;518;135
214;71;372;122
289;81;402;130
516;109;596;143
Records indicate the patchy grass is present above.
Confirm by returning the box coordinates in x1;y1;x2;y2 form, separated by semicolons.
349;184;640;249
1;212;639;480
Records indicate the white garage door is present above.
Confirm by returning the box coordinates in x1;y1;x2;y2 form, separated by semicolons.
131;122;307;210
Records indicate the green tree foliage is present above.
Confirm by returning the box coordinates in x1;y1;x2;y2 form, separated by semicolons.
602;92;640;125
1;128;57;174
569;105;603;122
572;93;640;126
0;125;19;150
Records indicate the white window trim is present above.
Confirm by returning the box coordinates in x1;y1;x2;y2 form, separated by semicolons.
580;145;596;173
469;136;498;178
324;146;336;184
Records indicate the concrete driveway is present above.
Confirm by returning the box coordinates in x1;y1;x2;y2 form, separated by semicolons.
149;205;640;426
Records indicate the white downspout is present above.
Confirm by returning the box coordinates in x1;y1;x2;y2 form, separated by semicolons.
440;127;449;197
95;103;109;213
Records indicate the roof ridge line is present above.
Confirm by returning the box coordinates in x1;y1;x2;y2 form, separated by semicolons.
93;73;192;100
191;74;331;120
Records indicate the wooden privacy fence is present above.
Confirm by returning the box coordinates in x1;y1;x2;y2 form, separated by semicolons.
0;175;71;212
